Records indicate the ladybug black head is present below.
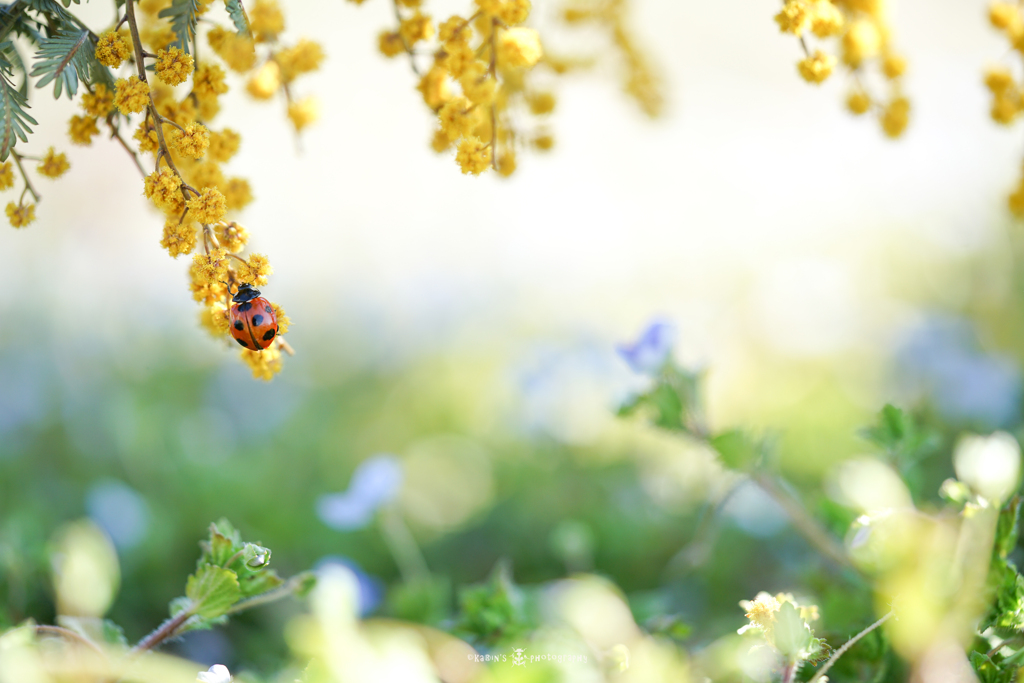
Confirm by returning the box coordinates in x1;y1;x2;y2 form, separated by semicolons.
232;282;261;304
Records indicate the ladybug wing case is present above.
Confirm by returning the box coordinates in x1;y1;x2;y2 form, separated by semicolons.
230;297;279;350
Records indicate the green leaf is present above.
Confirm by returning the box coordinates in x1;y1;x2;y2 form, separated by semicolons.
225;0;252;38
970;650;1016;683
30;28;90;98
995;496;1023;560
158;0;201;54
980;558;1024;634
0;61;36;161
710;429;759;471
773;601;813;659
185;565;241;619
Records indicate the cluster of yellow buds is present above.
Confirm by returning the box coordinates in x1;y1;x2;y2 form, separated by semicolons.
774;0;910;138
234;1;325;132
0;147;70;228
84;0;311;380
364;0;553;175
985;3;1024;218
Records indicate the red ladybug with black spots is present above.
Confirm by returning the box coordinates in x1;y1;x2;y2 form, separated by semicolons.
229;283;279;350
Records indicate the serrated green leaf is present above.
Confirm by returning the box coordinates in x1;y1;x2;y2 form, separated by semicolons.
158;0;201;54
185;565;241;619
0;62;36;161
773;601;813;659
30;28;90;98
970;650;1016;683
224;0;251;38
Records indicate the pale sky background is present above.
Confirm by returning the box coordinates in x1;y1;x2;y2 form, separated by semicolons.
0;0;1015;435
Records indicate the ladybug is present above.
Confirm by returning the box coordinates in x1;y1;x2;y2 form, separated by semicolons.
229;283;279;350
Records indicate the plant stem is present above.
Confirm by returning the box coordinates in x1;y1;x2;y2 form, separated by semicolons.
131;610;192;653
11;150;39;203
380;506;430;583
808;611;893;683
34;625;105;656
751;471;855;573
224;573;311;615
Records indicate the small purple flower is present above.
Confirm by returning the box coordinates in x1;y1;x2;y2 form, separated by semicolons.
316;454;403;531
616;319;677;375
313;556;385;616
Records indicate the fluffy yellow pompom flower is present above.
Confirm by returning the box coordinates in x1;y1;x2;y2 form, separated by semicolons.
439;15;470;43
460;62;497;106
208;128;241;163
379;31;405;58
288;97;320;131
237;253;273;286
214;221;250;252
170;123;210;159
499;0;531;25
240;345;282;380
208;26;257;72
68;115;99;145
271;303;290;335
992;93;1021;124
797;51;835;84
400;12;435;45
417;65;452;110
441;41;474;78
193;64;229;99
201;304;231;337
114;76;150;114
191;248;230;286
527;91;556;115
533;133;554;150
741;592;781;630
880;96;910;138
155;46;194;86
247;61;281;99
498;28;542;69
249;0;285;42
95;31;131;68
277;40;325;82
0;162;14;190
37;148;70;178
986;66;1015;93
846;89;871;115
991;2;1024;37
438;96;478;141
1009;179;1024;217
456;136;491;175
6;202;35;228
842;20;881;67
186;187;227;224
190;161;225;192
810;1;843;37
144;167;182;211
160;219;197;257
81;84;114;117
223;177;254;211
775;0;811;35
497;149;516;177
882;53;907;79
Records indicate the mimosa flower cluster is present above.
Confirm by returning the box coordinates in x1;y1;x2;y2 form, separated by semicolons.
984;3;1024;218
350;0;662;175
774;0;910;138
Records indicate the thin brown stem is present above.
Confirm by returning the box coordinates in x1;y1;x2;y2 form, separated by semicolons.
11;151;39;203
33;625;105;656
392;0;422;77
277;338;295;355
752;471;855;573
108;122;145;177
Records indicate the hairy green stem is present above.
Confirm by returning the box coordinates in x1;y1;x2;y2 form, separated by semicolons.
808;611;893;683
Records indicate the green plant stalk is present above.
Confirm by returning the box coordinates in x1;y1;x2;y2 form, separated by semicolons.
808;611;894;683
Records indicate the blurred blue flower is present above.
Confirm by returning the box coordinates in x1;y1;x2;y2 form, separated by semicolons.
896;316;1022;428
316;454;403;530
313;556;385;616
85;479;150;551
616;319;677;375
